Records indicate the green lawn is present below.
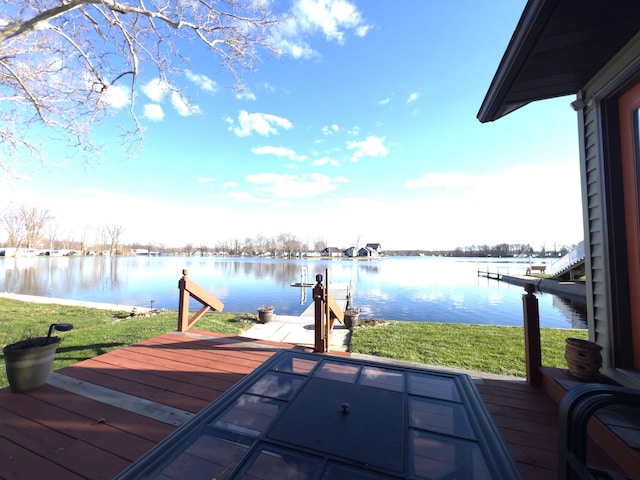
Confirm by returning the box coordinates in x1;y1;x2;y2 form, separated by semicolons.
0;297;588;387
350;320;588;377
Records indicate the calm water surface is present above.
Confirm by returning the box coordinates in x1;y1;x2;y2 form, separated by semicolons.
0;256;586;329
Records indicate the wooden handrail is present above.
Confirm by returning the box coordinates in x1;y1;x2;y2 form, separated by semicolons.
313;269;344;352
177;269;224;332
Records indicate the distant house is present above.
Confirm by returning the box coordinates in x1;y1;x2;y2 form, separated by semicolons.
365;243;382;254
321;247;342;257
357;243;382;257
358;246;379;258
133;249;149;256
343;246;357;257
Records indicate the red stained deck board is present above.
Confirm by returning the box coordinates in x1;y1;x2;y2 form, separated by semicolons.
518;463;556;480
0;403;130;479
476;384;558;414
0;435;86;480
129;335;283;370
0;387;158;461
110;343;259;379
58;365;211;413
26;385;174;443
70;352;240;400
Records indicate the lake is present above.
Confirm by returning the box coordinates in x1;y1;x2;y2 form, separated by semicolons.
0;255;586;329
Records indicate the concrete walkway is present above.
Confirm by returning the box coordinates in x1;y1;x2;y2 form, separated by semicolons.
243;313;351;352
241;282;352;352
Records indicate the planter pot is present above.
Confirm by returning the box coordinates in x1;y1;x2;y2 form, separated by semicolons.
3;337;61;393
344;312;360;329
565;337;602;380
258;309;274;323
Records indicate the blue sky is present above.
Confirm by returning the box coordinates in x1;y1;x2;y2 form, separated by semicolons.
2;1;583;251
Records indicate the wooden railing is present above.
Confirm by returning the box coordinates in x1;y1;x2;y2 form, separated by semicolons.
523;282;542;385
312;270;344;352
177;269;224;332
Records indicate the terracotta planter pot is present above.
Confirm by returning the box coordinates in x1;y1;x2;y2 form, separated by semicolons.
565;337;602;380
3;337;61;393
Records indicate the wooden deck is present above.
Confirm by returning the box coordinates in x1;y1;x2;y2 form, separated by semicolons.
0;330;619;479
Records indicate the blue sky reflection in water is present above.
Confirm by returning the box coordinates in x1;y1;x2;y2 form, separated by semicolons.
0;256;586;329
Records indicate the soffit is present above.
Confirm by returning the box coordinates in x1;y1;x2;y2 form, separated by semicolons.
478;0;640;122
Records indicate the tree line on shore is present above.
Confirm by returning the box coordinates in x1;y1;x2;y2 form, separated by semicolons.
1;205;576;258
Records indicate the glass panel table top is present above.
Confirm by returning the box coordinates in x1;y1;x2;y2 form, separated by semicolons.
115;350;522;479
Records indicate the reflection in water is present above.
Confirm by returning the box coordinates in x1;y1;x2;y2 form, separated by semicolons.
0;256;586;328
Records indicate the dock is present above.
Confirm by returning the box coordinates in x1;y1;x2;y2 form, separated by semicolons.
478;269;503;280
476;270;586;302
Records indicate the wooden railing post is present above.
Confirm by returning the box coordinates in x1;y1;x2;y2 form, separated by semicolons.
324;268;331;351
177;269;224;332
523;282;542;386
178;269;190;332
313;274;326;352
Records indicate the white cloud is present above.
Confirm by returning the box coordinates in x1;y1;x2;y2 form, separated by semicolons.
322;124;340;135
140;78;200;116
312;156;340;167
246;172;338;198
397;163;583;249
141;79;169;102
226;191;259;202
102;85;129;108
171;91;200;116
378;98;391;106
405;172;474;190
407;92;419;103
185;70;217;93
197;178;216;183
230;110;292;137
143;104;164;121
251;145;306;161
236;90;257;101
223;181;238;188
295;0;370;43
347;135;389;162
271;0;371;58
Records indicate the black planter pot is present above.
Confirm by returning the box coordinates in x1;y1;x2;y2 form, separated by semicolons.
344;311;360;329
3;337;61;393
258;309;274;323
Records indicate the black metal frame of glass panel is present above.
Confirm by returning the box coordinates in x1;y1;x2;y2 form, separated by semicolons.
115;350;522;479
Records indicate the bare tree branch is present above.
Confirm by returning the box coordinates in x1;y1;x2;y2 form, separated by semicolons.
0;0;279;174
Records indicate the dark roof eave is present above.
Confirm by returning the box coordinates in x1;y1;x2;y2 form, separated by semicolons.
477;0;562;123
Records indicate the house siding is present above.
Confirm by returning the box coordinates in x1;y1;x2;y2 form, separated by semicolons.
581;100;606;354
581;31;640;371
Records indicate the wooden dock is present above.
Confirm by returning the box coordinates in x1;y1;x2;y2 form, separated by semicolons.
478;269;502;280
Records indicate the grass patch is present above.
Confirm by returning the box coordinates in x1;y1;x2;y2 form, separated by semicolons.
0;298;255;388
350;320;588;377
0;297;589;388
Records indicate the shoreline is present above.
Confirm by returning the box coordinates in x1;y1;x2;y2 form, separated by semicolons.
0;292;151;313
